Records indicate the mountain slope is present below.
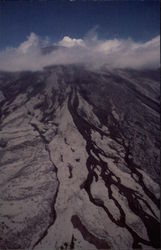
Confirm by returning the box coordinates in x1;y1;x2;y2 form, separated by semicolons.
0;66;160;250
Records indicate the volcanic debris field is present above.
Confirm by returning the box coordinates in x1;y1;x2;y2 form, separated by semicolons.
0;65;160;250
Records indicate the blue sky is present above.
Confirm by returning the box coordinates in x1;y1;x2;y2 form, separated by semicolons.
0;0;160;50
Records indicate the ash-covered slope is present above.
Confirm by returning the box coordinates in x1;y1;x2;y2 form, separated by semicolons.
0;65;160;250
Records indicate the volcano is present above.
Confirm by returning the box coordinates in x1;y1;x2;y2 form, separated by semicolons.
0;65;160;250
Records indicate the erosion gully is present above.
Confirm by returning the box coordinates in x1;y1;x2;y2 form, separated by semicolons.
68;86;160;249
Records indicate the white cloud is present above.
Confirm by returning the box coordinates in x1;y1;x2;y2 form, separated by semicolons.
0;32;160;71
18;33;40;54
58;36;85;48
